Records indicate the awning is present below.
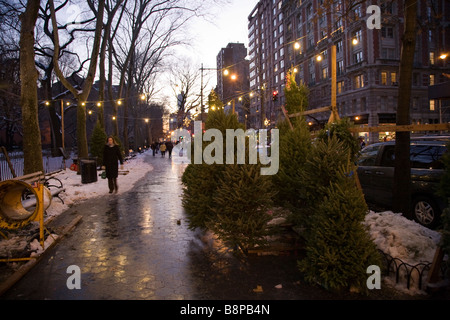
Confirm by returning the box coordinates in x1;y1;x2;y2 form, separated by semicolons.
428;82;450;100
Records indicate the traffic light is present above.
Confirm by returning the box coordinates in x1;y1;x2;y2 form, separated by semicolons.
272;90;278;101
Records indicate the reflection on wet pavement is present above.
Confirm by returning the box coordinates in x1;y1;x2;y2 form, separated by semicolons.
1;153;349;300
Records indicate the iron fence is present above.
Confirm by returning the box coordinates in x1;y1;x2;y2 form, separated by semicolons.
379;249;448;290
0;150;75;181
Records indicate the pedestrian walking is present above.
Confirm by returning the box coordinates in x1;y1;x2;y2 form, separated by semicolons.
151;142;157;157
103;136;124;194
160;142;167;157
166;141;174;159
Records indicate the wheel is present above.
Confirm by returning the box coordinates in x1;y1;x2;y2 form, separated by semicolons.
412;196;440;229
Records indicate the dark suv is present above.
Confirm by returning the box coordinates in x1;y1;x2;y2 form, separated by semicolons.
357;139;448;229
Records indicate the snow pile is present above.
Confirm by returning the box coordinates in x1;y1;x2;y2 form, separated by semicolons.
45;151;154;219
0;151;154;258
364;210;442;294
29;234;59;256
364;210;441;265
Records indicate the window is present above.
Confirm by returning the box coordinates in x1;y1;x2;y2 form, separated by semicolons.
430;100;435;111
381;72;387;85
354;29;362;43
355;74;364;88
358;145;381;166
430;74;435;85
354;51;363;63
410;145;446;169
322;67;328;79
381;48;396;59
391;72;397;84
361;97;367;112
337;80;344;94
381;27;394;39
337;60;344;75
430;52;435;65
336;40;343;53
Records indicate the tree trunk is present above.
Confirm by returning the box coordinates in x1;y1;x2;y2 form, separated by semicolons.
393;0;417;215
19;0;43;175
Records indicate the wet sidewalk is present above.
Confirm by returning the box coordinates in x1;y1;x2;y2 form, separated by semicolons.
0;153;425;300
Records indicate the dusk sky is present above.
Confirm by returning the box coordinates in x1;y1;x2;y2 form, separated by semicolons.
185;0;259;68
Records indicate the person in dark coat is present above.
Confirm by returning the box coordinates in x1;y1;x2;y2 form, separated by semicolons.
151;142;157;156
103;136;124;193
166;141;174;159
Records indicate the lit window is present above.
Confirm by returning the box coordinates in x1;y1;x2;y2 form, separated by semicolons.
381;72;387;85
430;100;435;111
355;74;364;89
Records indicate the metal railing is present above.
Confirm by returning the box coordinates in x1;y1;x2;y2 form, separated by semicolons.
0;150;75;181
379;249;448;290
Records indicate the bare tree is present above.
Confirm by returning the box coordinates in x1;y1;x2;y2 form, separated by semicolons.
169;60;206;128
35;0;97;155
49;0;105;158
93;0;126;129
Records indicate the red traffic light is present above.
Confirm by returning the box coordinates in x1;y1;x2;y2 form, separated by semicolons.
272;90;279;101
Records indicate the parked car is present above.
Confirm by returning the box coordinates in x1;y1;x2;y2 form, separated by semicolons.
357;139;448;229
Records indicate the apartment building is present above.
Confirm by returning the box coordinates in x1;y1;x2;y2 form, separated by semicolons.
248;0;450;142
216;43;250;123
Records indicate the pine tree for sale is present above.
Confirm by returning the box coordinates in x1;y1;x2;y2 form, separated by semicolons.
208;164;276;254
298;136;381;292
181;108;243;230
272;68;311;221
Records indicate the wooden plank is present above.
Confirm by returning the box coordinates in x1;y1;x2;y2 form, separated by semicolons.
287;106;332;118
349;123;450;133
280;106;294;130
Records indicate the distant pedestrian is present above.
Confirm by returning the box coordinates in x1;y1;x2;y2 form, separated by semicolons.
103;136;124;194
151;142;157;156
166;141;174;159
160;142;167;157
359;137;366;149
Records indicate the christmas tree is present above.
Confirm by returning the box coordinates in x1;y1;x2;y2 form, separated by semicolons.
89;120;107;165
209;164;276;254
182;108;276;253
181;108;243;230
298;135;381;292
272;68;312;221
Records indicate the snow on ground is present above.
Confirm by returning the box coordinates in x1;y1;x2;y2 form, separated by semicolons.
364;210;443;294
364;210;441;265
44;151;154;219
0;151;153;257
